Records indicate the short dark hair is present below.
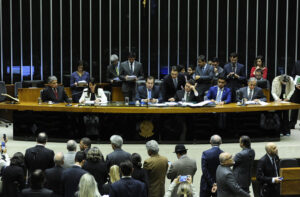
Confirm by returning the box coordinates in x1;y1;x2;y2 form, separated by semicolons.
218;76;227;82
188;65;195;70
31;169;45;189
75;151;86;163
177;65;185;72
229;52;238;58
120;160;133;176
254;55;265;67
240;135;251;148
186;79;195;86
37;132;48;144
10;152;24;167
80;137;92;149
77;60;88;68
128;51;136;58
89;77;96;85
212;57;219;62
171;66;179;72
197;55;206;62
146;76;155;83
255;69;263;74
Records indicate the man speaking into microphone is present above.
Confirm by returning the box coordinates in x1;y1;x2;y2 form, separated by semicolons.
41;76;69;103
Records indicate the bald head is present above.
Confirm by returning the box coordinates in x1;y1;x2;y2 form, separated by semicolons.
265;142;278;156
219;152;234;166
54;152;64;166
210;135;222;146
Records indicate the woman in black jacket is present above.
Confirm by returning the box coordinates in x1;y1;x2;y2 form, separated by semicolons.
131;153;148;193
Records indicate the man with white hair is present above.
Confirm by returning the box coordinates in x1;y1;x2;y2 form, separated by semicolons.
237;77;266;102
41;75;69;103
106;135;131;170
107;54;120;83
63;140;77;168
143;140;168;197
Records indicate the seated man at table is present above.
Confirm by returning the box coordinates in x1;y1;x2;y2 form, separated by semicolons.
206;77;231;105
237;77;266;102
169;79;200;102
136;76;162;103
41;76;69;103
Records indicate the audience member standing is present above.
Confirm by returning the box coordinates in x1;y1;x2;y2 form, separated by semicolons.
290;61;300;129
63;140;77;168
83;147;108;195
24;132;55;176
79;137;92;153
102;165;121;195
143;140;168;197
165;175;198;197
199;135;223;197
61;151;87;197
216;153;250;197
195;55;214;98
107;54;120;83
211;57;225;85
75;173;101;197
22;169;54;197
250;55;268;79
233;136;255;193
109;161;147;197
167;144;197;197
256;143;281;197
44;152;65;197
131;153;149;191
106;135;131;170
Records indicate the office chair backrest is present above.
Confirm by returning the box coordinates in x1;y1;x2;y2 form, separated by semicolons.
104;90;111;101
14;82;23;98
280;159;299;168
0;81;7;102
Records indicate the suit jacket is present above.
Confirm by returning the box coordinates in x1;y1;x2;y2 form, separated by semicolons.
256;154;280;197
233;148;255;189
206;86;232;104
216;165;250;197
212;66;225;85
195;64;214;94
200;146;223;192
78;88;107;103
24;145;55;174
2;165;25;197
22;188;53;197
224;62;246;90
106;148;132;170
161;74;186;101
45;165;65;197
271;76;295;101
119;60;144;92
62;151;76;169
107;63;120;82
61;165;87;197
143;154;168;197
166;155;197;197
132;166;149;193
41;86;69;103
237;86;267;102
135;85;162;102
109;177;147;197
174;90;201;102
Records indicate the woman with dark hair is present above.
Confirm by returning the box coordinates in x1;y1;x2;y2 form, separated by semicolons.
131;153;148;191
82;147;108;195
79;77;107;104
2;152;26;197
70;60;90;103
250;55;268;79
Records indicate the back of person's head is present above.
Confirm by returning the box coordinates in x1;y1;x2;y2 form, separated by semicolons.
75;151;86;163
210;135;222;146
54;152;64;166
120;160;133;176
109;165;121;183
30;169;45;190
10;152;24;167
240;135;251;148
80;137;92;149
87;147;104;162
131;153;142;168
177;182;192;197
279;75;290;83
110;135;123;148
66;139;77;151
146;140;159;155
37;132;48;144
78;173;101;197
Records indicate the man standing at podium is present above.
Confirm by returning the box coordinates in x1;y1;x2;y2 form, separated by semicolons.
119;52;144;101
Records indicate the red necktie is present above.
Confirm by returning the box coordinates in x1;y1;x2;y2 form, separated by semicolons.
54;88;58;99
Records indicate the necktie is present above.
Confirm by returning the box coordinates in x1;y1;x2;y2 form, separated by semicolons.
186;92;190;102
54;88;58;99
272;158;278;177
249;90;253;100
216;89;222;102
173;78;178;88
116;66;119;75
130;63;133;74
148;90;151;99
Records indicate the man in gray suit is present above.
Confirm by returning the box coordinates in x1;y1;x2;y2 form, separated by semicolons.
167;144;197;197
63;140;77;168
195;55;214;98
237;77;266;102
216;152;250;197
119;51;144;101
233;136;255;193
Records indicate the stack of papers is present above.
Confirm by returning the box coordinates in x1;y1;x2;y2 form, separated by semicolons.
185;100;212;107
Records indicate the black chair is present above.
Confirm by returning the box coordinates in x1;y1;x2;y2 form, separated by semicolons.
280;159;299;168
14;82;23;98
104;90;111;101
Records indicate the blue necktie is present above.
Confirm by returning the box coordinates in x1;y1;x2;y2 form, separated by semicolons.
216;89;222;102
148;90;151;99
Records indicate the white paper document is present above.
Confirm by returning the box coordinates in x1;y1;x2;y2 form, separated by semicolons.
186;100;212;107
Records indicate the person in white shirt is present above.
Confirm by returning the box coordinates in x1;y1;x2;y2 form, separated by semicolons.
79;77;107;103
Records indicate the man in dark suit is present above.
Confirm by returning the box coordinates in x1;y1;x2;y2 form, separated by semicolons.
216;152;250;197
200;135;223;197
109;160;147;197
195;55;214;97
119;51;144;101
237;77;267;102
106;135;131;170
224;52;246;101
233;136;255;193
161;66;186;101
187;65;196;80
61;151;87;197
206;77;231;104
79;137;91;154
256;142;281;197
25;132;55;176
41;75;69;103
169;79;201;102
107;54;120;83
22;169;54;197
290;61;300;129
45;152;65;197
136;76;162;103
211;57;225;85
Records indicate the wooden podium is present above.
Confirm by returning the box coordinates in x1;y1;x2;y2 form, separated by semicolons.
280;167;300;195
